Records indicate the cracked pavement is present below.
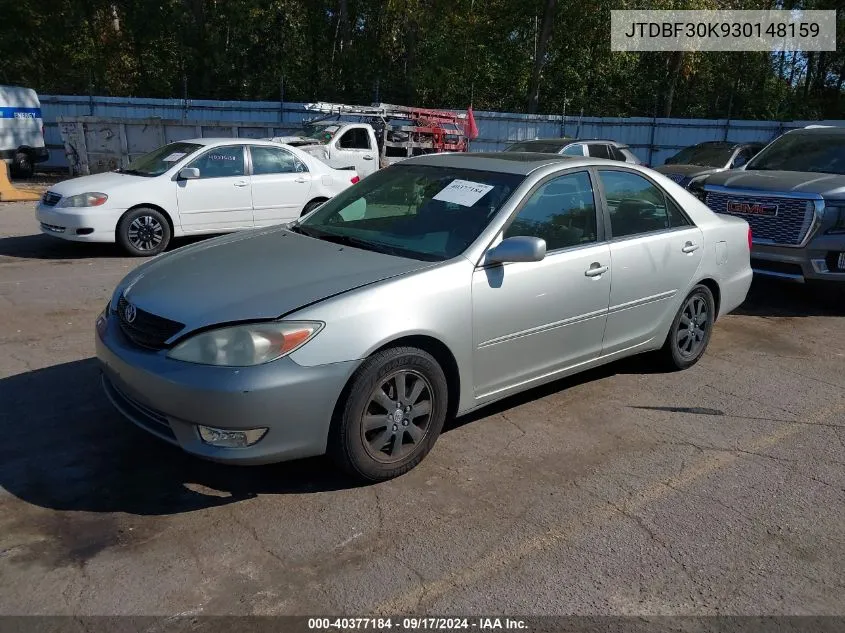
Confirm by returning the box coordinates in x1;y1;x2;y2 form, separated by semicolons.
1;202;844;615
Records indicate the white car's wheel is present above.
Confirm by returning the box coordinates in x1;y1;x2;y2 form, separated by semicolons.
116;207;171;257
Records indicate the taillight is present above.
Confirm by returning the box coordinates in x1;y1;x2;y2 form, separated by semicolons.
350;176;360;184
747;227;753;250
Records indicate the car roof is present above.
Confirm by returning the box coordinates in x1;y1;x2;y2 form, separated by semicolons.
511;137;628;147
178;138;286;147
787;126;845;135
401;151;615;175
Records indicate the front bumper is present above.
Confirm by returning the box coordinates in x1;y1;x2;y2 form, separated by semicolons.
751;234;845;283
36;203;125;243
95;313;360;464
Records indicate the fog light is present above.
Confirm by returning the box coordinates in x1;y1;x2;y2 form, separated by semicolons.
197;425;268;448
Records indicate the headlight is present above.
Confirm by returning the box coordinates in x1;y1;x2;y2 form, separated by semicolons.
59;192;109;207
166;321;323;366
825;206;845;233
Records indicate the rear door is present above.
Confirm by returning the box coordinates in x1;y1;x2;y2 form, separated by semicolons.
248;145;313;225
596;168;704;355
175;145;253;231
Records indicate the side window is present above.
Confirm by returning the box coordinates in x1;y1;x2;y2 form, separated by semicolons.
610;146;628;161
587;144;612;159
598;170;677;238
666;197;692;228
560;143;585;156
250;146;307;175
338;128;371;150
504;171;598;251
188;146;245;179
731;149;751;168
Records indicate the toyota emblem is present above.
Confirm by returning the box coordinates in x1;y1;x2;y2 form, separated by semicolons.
124;303;137;324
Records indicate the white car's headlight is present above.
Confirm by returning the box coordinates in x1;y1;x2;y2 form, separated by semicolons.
59;192;109;207
166;321;323;366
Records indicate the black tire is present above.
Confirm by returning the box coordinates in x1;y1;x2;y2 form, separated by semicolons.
116;207;171;257
329;346;449;482
658;284;716;370
300;198;327;217
11;151;33;178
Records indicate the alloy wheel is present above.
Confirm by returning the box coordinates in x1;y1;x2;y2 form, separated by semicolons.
360;370;434;463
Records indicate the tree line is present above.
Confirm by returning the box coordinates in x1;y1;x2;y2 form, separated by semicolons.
1;0;843;120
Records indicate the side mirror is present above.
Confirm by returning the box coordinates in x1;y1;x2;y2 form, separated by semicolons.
486;236;546;264
178;167;200;180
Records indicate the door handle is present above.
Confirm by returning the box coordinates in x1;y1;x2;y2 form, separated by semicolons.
585;263;609;277
233;180;249;187
295;176;308;183
682;241;700;253
362;155;374;160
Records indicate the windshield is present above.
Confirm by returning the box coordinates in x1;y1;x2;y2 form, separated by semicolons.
121;142;202;177
745;133;845;175
505;141;566;153
296;165;524;261
665;143;734;167
289;123;340;144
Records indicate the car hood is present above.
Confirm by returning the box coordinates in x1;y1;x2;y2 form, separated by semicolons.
119;226;433;333
46;171;150;196
655;164;722;179
704;170;845;197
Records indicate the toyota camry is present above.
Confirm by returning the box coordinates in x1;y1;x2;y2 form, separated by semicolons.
96;152;753;481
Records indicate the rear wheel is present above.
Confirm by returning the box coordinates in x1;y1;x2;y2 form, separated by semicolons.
300;199;327;217
11;151;33;178
658;284;715;370
116;207;171;257
329;346;448;481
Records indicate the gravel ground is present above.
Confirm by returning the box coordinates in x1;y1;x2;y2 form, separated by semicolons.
0;201;843;617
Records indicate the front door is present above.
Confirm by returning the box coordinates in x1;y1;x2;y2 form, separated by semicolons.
248;145;313;225
472;170;612;399
176;145;253;231
333;127;377;176
596;168;704;355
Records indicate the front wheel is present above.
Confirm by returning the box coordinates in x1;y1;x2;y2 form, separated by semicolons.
329;346;449;481
116;207;171;256
658;284;716;370
11;152;33;178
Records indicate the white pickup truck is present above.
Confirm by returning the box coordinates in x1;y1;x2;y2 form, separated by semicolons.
272;122;382;178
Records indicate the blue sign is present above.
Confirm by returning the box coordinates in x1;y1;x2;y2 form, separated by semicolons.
0;107;42;119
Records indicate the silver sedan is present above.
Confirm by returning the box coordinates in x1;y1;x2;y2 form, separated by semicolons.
96;152;753;481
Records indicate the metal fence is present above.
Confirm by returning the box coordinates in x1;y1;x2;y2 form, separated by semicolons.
40;94;845;170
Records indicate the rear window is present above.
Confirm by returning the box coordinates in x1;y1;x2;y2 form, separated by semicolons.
745;133;845;175
505;142;566;153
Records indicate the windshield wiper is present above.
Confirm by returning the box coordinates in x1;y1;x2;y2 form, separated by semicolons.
116;168;147;176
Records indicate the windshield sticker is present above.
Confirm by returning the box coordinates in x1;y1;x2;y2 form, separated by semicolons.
432;180;495;207
162;152;187;162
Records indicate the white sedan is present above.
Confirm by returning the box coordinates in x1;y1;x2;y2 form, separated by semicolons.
36;138;359;256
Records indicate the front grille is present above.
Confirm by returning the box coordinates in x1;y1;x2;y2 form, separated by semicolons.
117;295;184;349
103;376;177;442
706;191;815;246
42;191;61;206
664;173;686;185
40;222;65;233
